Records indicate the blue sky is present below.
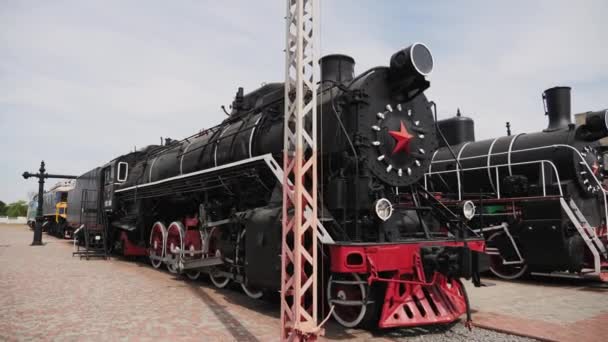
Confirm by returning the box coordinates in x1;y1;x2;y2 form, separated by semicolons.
1;0;607;203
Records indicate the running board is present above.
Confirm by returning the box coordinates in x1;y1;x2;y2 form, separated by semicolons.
531;270;608;281
179;257;223;271
201;218;234;229
150;254;224;271
72;251;107;258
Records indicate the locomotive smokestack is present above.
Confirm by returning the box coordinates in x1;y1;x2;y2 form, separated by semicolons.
543;86;572;131
319;54;355;85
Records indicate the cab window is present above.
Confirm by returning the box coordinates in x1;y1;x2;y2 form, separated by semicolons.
117;162;129;182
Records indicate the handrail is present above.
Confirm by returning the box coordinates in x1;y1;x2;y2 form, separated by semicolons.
426;143;608;226
425;159;563;197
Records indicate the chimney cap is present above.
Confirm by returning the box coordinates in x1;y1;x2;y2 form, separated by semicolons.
319;54;355;64
545;85;571;91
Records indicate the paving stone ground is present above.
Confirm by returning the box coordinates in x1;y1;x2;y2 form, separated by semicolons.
464;274;608;341
1;223;587;341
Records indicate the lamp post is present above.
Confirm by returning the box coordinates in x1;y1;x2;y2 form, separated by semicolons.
22;161;77;246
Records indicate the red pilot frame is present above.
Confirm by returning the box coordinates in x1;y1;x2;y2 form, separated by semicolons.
328;239;485;328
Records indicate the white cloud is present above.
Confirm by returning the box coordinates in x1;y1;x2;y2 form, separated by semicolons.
421;1;608;139
0;0;606;202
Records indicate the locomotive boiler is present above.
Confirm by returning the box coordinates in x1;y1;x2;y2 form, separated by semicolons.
426;87;608;281
67;43;487;329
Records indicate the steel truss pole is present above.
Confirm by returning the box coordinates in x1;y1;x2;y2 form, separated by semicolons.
281;0;320;340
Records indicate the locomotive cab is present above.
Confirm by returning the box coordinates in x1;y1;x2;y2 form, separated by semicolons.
101;157;133;212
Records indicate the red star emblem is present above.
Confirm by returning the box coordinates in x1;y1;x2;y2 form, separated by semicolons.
592;161;599;175
388;121;414;155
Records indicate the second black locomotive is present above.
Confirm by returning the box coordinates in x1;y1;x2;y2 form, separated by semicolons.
426;87;608;281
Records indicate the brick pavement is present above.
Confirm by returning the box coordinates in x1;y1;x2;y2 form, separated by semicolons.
0;225;281;341
0;225;400;341
1;224;590;341
2;224;484;341
464;276;608;341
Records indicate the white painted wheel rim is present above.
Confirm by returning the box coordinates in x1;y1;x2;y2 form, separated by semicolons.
149;223;165;269
166;242;178;274
186;271;201;280
150;256;162;269
488;231;528;280
165;222;184;274
210;271;230;288
327;273;367;328
209;249;230;288
185;246;200;280
241;283;263;299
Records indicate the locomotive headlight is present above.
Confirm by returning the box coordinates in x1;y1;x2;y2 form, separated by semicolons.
389;42;434;77
374;198;393;221
461;200;476;220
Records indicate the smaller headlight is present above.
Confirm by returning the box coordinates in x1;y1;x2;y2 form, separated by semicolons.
462;200;476;220
374;198;393;221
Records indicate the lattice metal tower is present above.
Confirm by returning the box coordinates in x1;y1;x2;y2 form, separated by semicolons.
280;0;320;340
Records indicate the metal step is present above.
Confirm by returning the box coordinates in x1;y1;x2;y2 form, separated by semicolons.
568;199;607;258
561;198;603;275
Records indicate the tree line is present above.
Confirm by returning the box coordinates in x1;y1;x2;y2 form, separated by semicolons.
0;200;28;217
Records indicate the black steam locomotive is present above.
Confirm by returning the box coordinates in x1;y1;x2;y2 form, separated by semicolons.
67;43;486;328
426;87;608;281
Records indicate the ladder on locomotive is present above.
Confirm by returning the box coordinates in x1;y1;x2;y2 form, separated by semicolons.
561;199;608;272
73;189;108;259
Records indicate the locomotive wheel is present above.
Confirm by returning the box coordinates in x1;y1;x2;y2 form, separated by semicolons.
183;230;204;280
235;229;263;299
327;273;370;328
487;231;528;280
186;272;200;280
166;222;185;274
210;272;230;288
207;227;231;288
185;271;201;280
185;244;201;280
149;222;166;269
209;249;231;289
241;283;263;299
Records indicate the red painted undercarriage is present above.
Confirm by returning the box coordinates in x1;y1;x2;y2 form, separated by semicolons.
329;239;485;328
116;214;488;329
